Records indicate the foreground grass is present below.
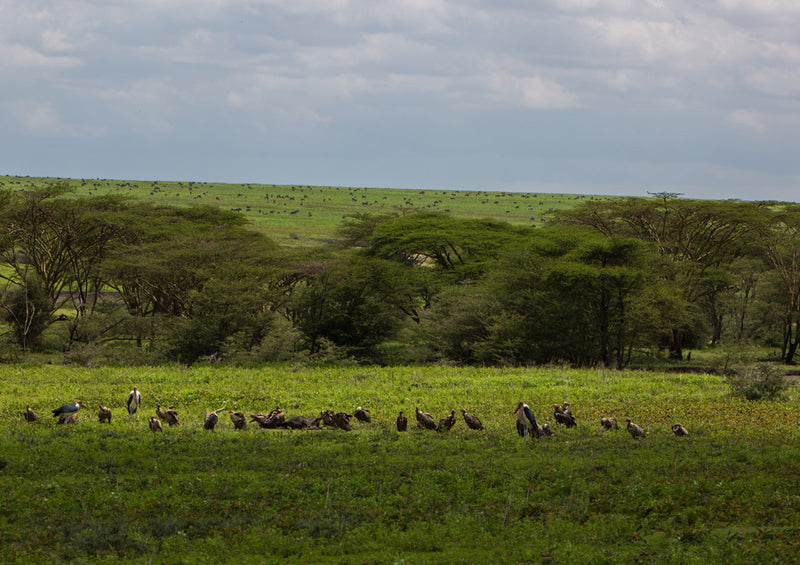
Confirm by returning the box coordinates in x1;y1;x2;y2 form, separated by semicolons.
2;364;799;564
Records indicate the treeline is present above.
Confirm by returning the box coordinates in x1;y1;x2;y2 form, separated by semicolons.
0;183;798;368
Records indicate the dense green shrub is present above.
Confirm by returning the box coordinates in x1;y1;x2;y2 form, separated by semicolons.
725;363;792;400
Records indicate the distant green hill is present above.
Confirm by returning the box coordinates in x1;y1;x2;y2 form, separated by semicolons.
0;175;616;247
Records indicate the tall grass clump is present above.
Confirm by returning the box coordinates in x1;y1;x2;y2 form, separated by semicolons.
725;363;793;400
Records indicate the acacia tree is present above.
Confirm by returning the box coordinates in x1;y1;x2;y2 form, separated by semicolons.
284;254;415;358
0;184;131;350
557;195;761;358
99;204;283;361
751;204;800;363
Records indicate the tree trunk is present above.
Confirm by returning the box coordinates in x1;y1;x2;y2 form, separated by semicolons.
668;328;683;360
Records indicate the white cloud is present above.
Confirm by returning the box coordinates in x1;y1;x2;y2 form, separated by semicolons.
488;72;578;109
0;42;83;70
728;109;766;132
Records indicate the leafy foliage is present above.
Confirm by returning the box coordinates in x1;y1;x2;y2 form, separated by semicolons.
725;363;793;400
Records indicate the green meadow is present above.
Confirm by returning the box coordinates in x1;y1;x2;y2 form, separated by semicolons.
0;175;612;247
2;364;799;564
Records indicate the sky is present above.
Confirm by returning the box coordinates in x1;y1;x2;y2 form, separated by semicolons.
2;0;799;202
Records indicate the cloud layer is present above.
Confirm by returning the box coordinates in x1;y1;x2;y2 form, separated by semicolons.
1;0;799;201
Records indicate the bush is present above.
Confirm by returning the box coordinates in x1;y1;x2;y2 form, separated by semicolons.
725;363;792;400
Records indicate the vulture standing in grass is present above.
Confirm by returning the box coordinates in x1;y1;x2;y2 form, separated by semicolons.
204;407;226;431
52;401;86;420
98;405;112;424
354;406;371;423
415;407;437;431
672;423;690;437
164;406;179;427
437;410;456;432
626;418;646;439
600;417;619;431
461;409;483;431
553;404;577;428
24;404;39;423
149;416;163;433
156;404;168;421
229;411;247;430
396;411;408;431
513;401;540;440
58;412;79;425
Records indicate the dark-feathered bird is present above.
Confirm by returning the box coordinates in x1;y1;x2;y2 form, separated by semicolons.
513;401;539;440
461;409;484;430
319;410;337;427
52;401;86;419
229;411;247;430
415;407;437;431
626;418;645;439
127;387;142;417
251;407;285;429
672;423;689;437
24;404;39;423
600;417;619;431
282;415;323;430
396;411;408;431
164;406;179;427
354;406;371;423
204;407;226;431
156;404;168;421
332;412;353;431
149;416;163;433
437;410;456;432
98;405;112;424
553;404;577;428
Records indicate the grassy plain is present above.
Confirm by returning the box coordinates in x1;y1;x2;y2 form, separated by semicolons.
2;364;799;564
0;175;612;247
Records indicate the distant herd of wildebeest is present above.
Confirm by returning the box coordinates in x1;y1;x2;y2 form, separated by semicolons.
19;385;691;441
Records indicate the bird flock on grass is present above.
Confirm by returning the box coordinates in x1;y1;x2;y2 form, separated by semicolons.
21;389;689;439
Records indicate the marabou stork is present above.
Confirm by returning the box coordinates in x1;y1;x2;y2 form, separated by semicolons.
461;409;484;431
600;417;619;431
24;404;39;423
127;387;142;418
625;418;646;439
204;407;226;430
98;405;112;424
415;407;437;431
354;406;372;423
148;416;163;433
671;423;689;437
52;401;86;420
229;411;247;430
513;401;539;440
396;411;408;431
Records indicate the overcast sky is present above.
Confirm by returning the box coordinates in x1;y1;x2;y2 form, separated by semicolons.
2;1;799;201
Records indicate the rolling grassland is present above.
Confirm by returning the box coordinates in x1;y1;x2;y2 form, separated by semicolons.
2;364;799;564
0;175;613;247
